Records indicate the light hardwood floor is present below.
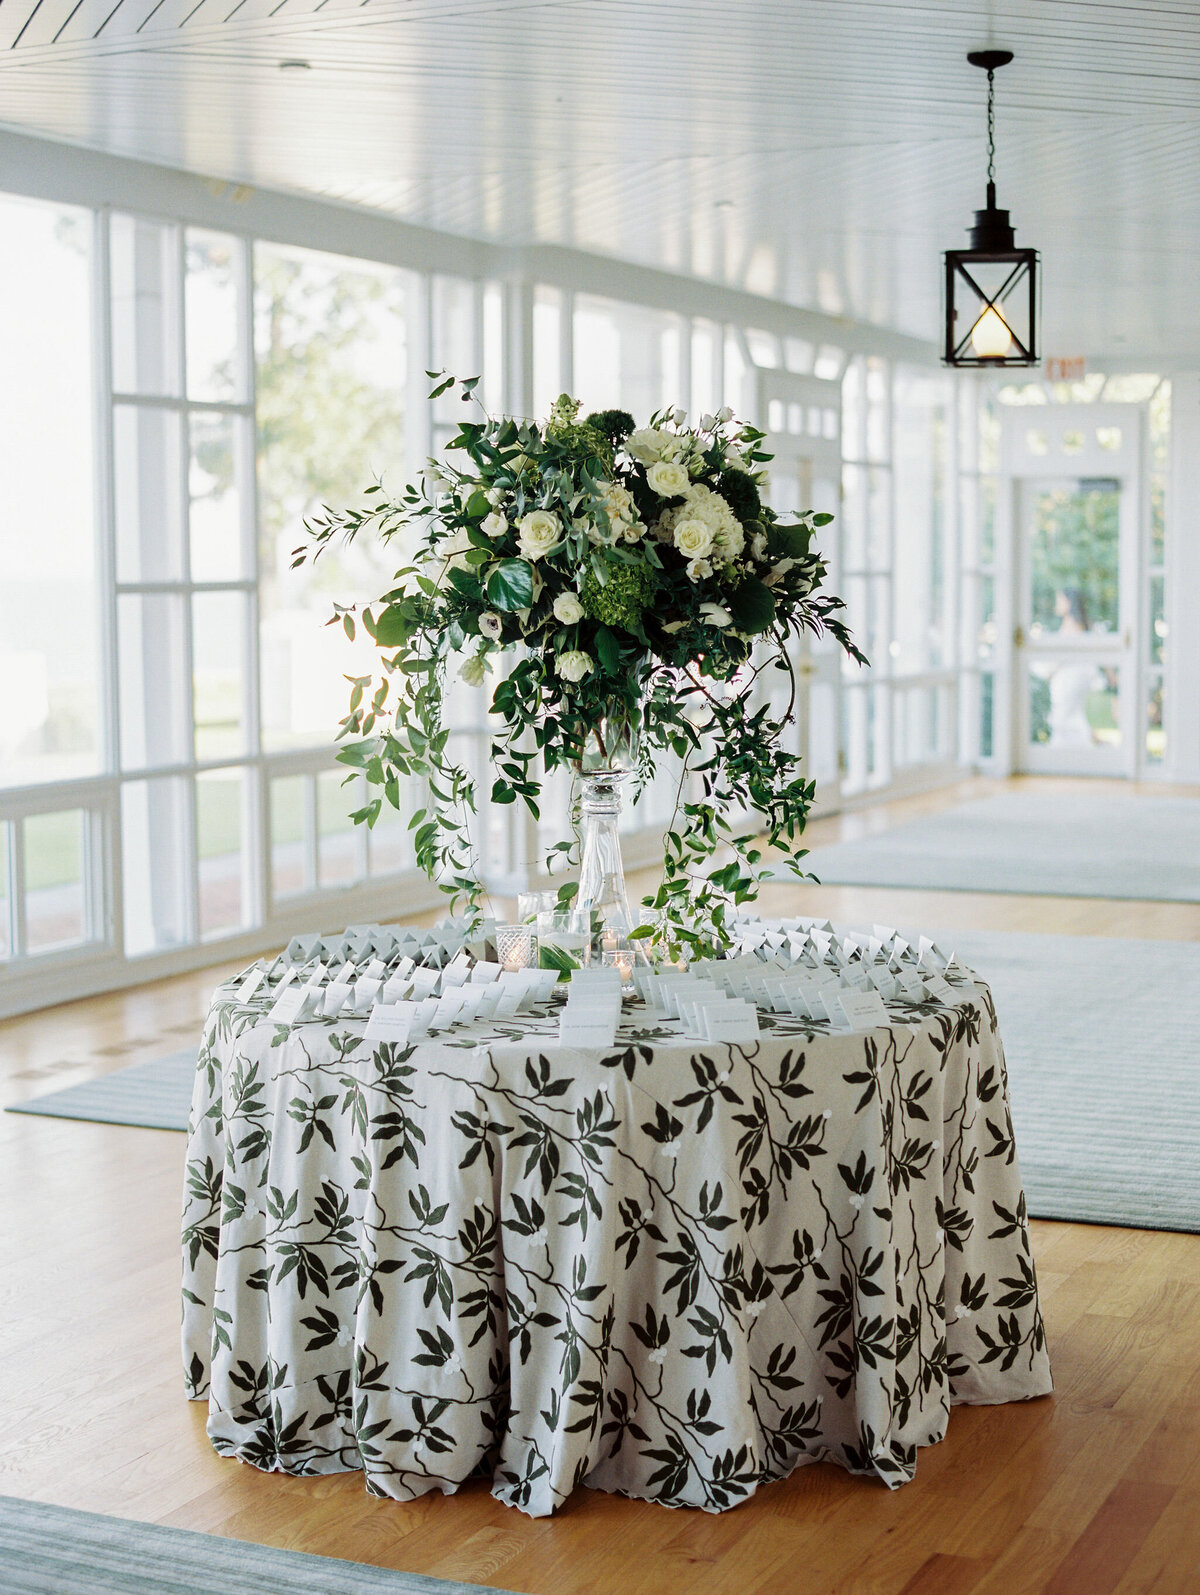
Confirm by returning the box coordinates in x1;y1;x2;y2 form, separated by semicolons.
2;776;1198;1594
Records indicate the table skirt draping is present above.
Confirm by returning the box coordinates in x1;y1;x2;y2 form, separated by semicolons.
182;979;1051;1516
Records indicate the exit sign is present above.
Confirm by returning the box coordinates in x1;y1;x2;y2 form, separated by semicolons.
1045;357;1086;381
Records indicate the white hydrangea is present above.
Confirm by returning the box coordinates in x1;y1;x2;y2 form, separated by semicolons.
657;483;745;564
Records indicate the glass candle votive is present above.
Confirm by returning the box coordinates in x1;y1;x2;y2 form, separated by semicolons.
602;947;636;993
496;924;536;973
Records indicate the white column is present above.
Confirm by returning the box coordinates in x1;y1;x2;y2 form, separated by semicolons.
1166;374;1200;781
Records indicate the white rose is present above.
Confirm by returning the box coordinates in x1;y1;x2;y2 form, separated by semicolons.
673;517;714;561
486;485;506;507
517;510;561;561
481;511;508;539
700;602;733;628
556;649;593;684
553;591;585;625
435;527;473;580
459;653;486;687
479;611;502;641
626;427;666;465
716;406;733;422
700;413;717;431
686;557;713;581
647;460;690;498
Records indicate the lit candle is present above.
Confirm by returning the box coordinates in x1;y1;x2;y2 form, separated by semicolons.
496;925;535;973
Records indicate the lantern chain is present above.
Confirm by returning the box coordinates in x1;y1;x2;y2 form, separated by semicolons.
986;67;997;188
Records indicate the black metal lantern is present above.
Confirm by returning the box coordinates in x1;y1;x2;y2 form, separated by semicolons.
944;50;1039;368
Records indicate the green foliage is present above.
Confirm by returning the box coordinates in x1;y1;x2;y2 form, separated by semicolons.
296;376;866;951
584;409;637;446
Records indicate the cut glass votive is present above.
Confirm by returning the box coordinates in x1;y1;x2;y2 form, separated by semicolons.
496;924;537;973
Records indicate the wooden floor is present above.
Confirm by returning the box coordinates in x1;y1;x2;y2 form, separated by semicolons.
2;775;1199;1594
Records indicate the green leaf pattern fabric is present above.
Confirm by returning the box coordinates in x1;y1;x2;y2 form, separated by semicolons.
182;975;1051;1516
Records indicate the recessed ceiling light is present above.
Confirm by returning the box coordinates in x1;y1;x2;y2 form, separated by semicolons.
279;59;311;72
714;199;734;210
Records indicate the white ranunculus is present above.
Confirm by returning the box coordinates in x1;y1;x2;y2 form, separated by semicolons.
459;653;487;687
553;591;585;625
556;649;593;684
479;611;503;641
686;556;713;581
750;531;768;561
517;509;561;561
626;427;666;465
673;516;715;562
481;511;508;539
700;602;733;628
647;460;689;498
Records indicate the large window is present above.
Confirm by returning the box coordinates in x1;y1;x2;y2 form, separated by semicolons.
0;180;1030;1010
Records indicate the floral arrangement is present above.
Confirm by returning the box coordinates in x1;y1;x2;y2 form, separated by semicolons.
299;377;865;959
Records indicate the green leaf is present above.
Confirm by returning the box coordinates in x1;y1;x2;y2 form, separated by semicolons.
595;625;621;676
371;605;411;647
725;576;777;635
768;522;814;561
485;558;535;611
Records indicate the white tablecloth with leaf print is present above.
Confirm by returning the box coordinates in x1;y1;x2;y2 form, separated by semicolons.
182;973;1052;1516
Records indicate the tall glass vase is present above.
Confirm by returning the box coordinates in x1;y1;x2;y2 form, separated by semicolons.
569;697;649;971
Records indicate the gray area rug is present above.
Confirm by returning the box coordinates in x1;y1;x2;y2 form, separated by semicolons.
803;789;1200;901
933;928;1200;1233
0;1496;519;1595
7;932;1199;1231
6;1051;194;1131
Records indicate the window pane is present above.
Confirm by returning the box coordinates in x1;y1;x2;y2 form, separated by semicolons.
574;294;685;417
122;777;191;955
1150;574;1165;666
318;768;361;888
0;195;101;788
1146;676;1165;766
111;213;178;397
532;285;562;422
196;768;247;937
118;593;190;769
270;774;309;899
255;242;411;752
185;229;242;403
189;410;246;581
114;402;184;583
1027;482;1120;637
0;823;10;960
1028;659;1121;750
193;591;249;761
369;791;411;877
24;809;87;952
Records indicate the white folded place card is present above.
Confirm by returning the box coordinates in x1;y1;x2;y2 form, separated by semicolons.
701;999;760;1042
362;958;388;981
559;1012;619;1048
286;933;323;963
492;984;524;1019
528;968;560;1002
321;981;353;1017
236;968;265;1002
381;974;414;1005
469;960;502;984
353;976;383;1013
267;986;309;1025
896;971;927;1001
408;967;440;999
836;988;890;1030
363;1002;415;1044
922;974;957;1004
455;984;489;1021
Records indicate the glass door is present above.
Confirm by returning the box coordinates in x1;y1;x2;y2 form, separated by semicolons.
1002;403;1143;777
1015;474;1136;775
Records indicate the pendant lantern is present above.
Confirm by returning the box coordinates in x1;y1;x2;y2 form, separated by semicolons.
944;50;1040;368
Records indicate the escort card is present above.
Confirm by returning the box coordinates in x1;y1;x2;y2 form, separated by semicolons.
353;977;383;1013
286;932;323;964
408;966;440;999
318;981;351;1017
236;968;265;1002
473;983;504;1020
492;983;524;1019
441;951;473;988
559;1010;619;1048
922;974;957;1004
896;971;927;1001
528;968;560;1002
362;958;388;981
268;985;308;1025
836;987;890;1030
455;984;489;1021
363;1002;414;1044
469;959;502;984
381;974;413;1005
701;999;760;1042
409;996;439;1038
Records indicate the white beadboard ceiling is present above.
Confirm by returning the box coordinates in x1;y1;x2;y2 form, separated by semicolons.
1;0;1198;361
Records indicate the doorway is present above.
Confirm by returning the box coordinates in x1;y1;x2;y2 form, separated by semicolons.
1002;405;1143;777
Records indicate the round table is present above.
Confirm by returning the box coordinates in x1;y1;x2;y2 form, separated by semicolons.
182;951;1052;1516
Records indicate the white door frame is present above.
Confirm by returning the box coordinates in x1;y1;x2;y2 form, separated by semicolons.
999;403;1145;778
